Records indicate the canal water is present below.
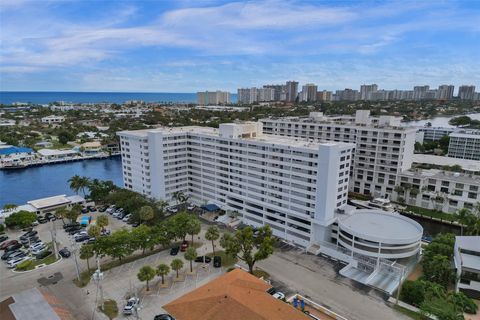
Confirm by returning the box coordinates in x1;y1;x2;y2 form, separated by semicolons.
400;213;461;237
0;157;123;207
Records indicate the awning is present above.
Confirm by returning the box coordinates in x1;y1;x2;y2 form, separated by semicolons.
201;204;220;212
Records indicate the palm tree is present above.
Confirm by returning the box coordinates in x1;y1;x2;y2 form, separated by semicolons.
79;244;94;272
156;263;170;285
55;207;69;225
156;200;169;213
186;217;201;245
205;226;220;255
170;259;184;278
137;266;156;291
172;191;184;206
68;175;90;197
184;247;197;273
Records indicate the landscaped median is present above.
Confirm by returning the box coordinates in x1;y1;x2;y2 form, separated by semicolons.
14;253;62;272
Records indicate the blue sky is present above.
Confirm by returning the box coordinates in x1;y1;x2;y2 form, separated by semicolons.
0;0;479;92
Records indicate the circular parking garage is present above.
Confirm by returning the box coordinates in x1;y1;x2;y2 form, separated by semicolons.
337;209;423;260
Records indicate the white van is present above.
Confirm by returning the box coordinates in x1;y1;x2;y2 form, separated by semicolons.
29;242;44;250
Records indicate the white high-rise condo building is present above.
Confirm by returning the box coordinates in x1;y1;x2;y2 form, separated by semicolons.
458;85;476;100
261;110;417;198
197;91;231;106
118;122;354;247
413;85;430;100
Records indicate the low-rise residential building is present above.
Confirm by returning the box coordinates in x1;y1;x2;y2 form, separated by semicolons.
395;169;480;213
261;110;417;199
454;236;480;299
41;115;65;124
416;127;455;143
0;146;35;168
448;130;480;161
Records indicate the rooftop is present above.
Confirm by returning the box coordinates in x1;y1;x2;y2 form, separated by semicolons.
412;154;480;173
27;194;83;210
0;146;33;155
37;149;79;156
456;236;480;270
163;269;310;320
118;124;353;150
339;209;423;243
401;168;480;184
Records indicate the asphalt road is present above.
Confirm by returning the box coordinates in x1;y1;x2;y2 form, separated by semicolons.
252;244;409;320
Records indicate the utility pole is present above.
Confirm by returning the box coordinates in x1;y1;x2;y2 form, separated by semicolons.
71;241;81;282
50;220;58;260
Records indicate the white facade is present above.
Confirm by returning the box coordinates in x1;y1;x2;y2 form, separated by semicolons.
118;122;354;247
417;127;455;142
454;236;480;298
396;169;480;213
261;110;417;199
41;115;65;124
448;130;480;161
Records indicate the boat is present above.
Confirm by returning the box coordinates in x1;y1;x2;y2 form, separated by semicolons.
349;198;397;213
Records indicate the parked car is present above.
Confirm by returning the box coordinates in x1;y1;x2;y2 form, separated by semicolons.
88;206;96;212
0;235;9;243
35;250;52;260
194;256;212;263
29;242;45;250
45;212;57;221
272;292;285;300
37;216;48;224
87;237;96;244
5;243;22;252
63;223;80;230
20;236;39;246
170;246;179;256
112;211;122;218
267;287;277;295
154;315;175;320
117;212;126;220
20;230;38;240
123;297;139;315
180;241;189;252
7;256;29;269
131;222;140;228
73;231;88;238
98;205;108;212
166;207;178;214
0;240;18;250
213;256;222;268
2;250;26;261
31;244;47;254
59;247;71;258
69;228;85;235
187;204;196;211
122;214;132;222
75;235;90;243
81;207;89;214
100;229;111;236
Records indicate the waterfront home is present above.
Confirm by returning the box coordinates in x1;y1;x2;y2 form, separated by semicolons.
76;131;108;140
80;141;103;155
0;145;35;168
37;148;80;161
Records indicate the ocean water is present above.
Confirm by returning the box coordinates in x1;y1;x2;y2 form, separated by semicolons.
0;91;237;105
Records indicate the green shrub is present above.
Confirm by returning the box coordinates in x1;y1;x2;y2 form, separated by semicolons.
5;211;37;228
401;280;426;306
448;291;478;314
0;223;5;233
15;259;33;271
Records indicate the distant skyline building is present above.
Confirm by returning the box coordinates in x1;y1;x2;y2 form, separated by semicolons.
360;84;378;100
413;85;430;100
300;83;318;102
197;90;230;105
263;84;286;101
437;85;455;100
458;85;476;100
286;81;299;102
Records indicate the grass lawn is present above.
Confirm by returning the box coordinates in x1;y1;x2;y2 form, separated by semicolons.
406;205;457;222
206;250;238;268
99;299;118;320
393;305;428;320
15;253;60;271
